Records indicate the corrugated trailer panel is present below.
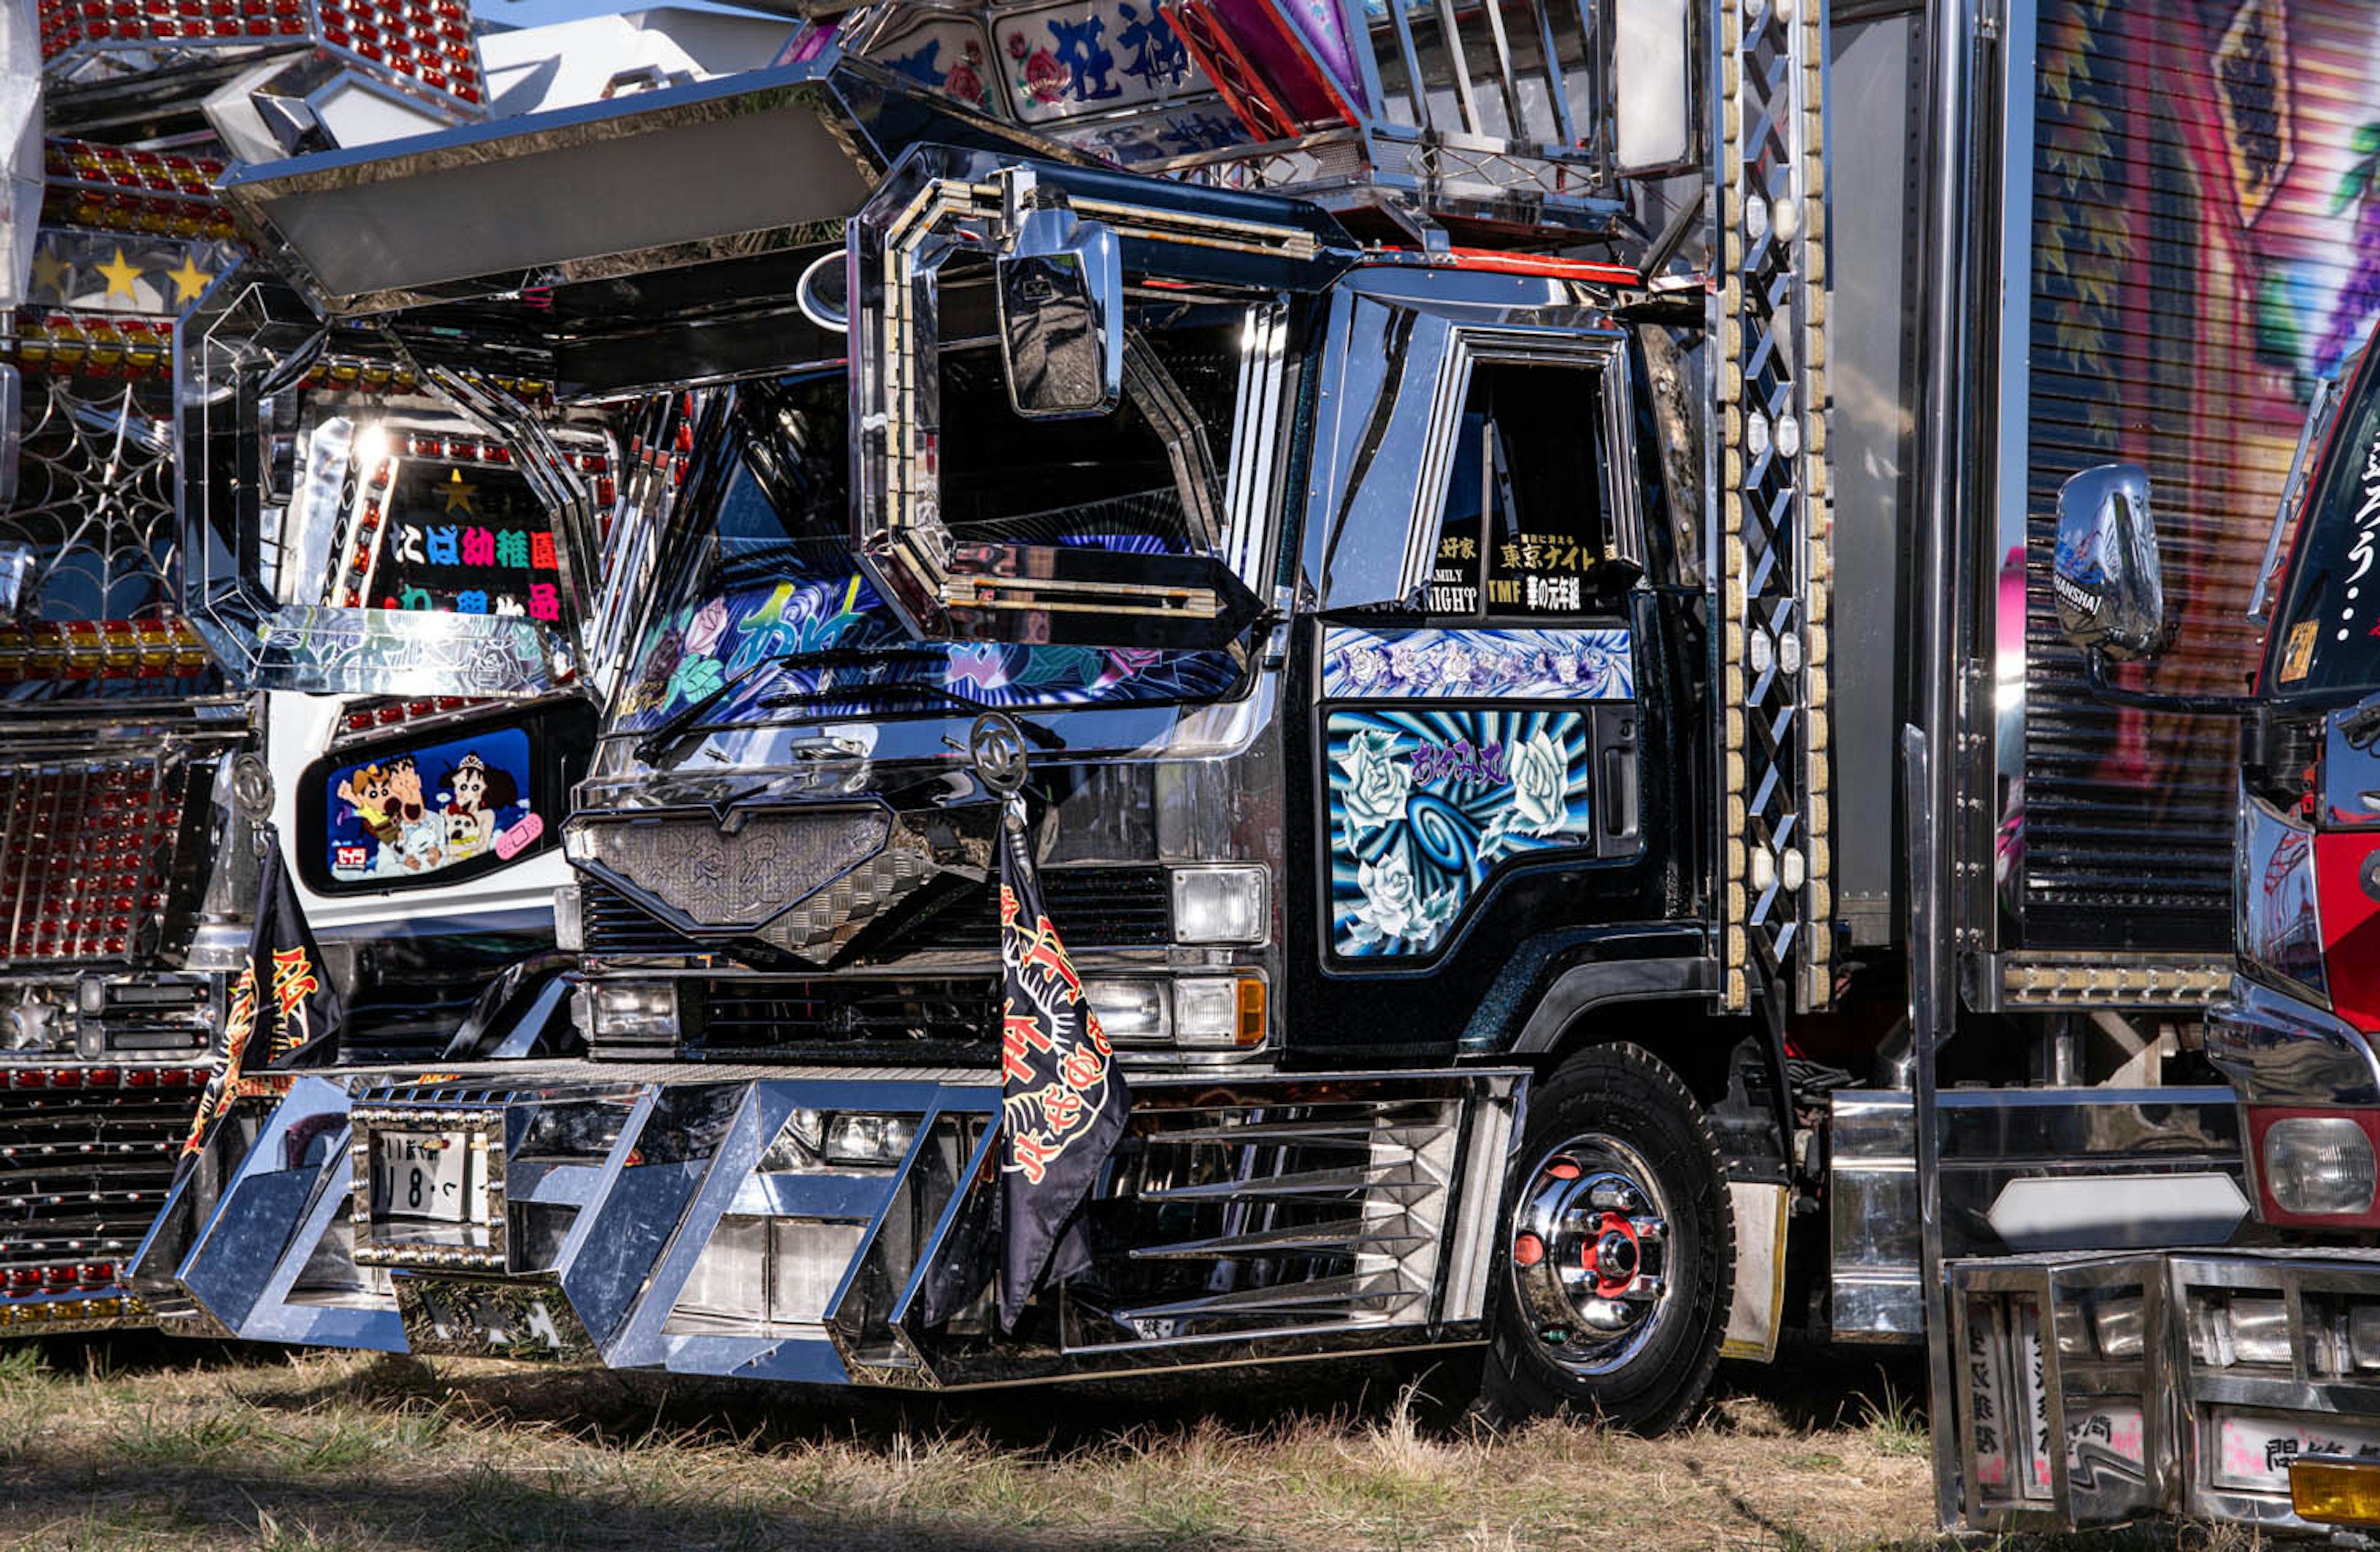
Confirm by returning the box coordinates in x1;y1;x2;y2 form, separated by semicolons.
2019;0;2380;949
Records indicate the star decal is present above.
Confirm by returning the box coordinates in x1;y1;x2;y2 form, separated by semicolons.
443;469;476;514
96;247;144;304
164;252;213;305
27;244;71;299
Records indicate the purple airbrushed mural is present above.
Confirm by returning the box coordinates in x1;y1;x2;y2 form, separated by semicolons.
1320;626;1634;701
619;572;1240;733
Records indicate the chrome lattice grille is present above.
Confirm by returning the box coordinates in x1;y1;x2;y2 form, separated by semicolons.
0;752;205;966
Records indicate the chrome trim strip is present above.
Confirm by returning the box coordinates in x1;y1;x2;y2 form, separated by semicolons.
2206;979;2380;1108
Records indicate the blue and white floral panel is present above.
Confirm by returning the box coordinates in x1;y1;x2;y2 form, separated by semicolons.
1320;626;1633;700
1327;708;1596;959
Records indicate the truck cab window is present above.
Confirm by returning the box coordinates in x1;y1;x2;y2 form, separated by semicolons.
360;462;575;629
1426;361;1615;619
933;319;1236;558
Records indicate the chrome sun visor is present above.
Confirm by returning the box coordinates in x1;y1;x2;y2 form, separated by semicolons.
214;56;1076;318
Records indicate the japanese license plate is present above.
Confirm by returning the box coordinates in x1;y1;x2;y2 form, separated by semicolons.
373;1132;475;1224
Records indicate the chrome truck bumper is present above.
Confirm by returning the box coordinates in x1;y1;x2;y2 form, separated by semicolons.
131;1061;1523;1386
1950;1249;2380;1532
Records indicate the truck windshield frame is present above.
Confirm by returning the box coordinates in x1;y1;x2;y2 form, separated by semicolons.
606;367;1253;746
2265;340;2380;699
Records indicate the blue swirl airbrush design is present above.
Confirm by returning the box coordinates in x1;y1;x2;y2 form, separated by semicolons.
1325;707;1598;959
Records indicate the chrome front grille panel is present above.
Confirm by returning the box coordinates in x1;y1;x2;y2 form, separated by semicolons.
0;745;220;969
568;804;987;965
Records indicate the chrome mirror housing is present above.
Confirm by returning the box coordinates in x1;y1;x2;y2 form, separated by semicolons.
2053;462;2171;662
994;167;1122;421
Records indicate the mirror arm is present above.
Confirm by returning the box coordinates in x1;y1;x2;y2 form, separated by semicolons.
2081;652;2252;717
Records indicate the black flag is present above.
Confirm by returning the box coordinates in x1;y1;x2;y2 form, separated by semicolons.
993;793;1130;1331
177;832;343;1178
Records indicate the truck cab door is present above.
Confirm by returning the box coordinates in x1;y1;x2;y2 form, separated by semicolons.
1296;296;1668;1059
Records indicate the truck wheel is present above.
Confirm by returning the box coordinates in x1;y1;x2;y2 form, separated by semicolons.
1476;1041;1734;1434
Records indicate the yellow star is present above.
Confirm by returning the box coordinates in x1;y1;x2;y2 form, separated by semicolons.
27;244;69;299
163;252;213;305
443;469;475;514
96;247;143;304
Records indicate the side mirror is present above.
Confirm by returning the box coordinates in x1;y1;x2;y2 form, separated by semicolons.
994;169;1122;421
2053;462;2171;662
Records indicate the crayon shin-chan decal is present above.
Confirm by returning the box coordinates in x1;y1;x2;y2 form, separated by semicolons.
1326;708;1595;958
326;726;541;883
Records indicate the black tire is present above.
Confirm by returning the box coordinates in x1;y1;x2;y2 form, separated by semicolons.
1473;1041;1734;1434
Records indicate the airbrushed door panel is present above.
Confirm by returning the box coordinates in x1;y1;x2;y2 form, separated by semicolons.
1317;625;1642;966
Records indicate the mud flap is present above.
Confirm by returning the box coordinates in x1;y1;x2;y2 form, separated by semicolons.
1719;1181;1787;1362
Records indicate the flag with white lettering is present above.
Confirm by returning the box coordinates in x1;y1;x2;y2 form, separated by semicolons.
176;834;342;1179
994;794;1129;1331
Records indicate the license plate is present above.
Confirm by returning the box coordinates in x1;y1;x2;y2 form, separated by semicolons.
373;1132;475;1224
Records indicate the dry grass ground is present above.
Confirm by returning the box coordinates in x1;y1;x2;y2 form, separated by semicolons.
0;1335;2241;1551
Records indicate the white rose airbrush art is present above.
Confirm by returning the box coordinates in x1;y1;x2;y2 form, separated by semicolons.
1336;726;1414;836
1493;727;1576;841
1346;846;1458;948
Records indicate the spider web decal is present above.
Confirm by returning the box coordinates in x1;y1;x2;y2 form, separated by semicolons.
3;378;179;622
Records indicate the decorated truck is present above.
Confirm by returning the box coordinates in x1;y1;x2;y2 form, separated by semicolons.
0;0;790;1337
120;0;2380;1532
2005;284;2380;1530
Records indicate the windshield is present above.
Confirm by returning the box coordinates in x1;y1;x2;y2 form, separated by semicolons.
2268;344;2380;695
610;371;1243;738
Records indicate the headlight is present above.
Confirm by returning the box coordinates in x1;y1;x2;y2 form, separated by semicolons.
2263;1115;2378;1215
1086;979;1170;1046
1085;976;1266;1049
2227;1297;2292;1365
820;1111;919;1165
766;1109;920;1170
585;980;677;1042
1171;866;1267;945
1175;975;1265;1049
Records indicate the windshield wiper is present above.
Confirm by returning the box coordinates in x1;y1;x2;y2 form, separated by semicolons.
759;678;1065;749
632;645;946;765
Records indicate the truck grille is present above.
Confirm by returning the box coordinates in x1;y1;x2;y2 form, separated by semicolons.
687;977;1000;1064
581;878;705;958
0;1062;206;1316
581;867;1172;960
0;752;207;966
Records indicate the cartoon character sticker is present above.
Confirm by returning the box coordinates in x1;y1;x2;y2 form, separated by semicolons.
327;727;538;884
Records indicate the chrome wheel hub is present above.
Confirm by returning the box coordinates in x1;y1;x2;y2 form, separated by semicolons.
1507;1133;1673;1374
